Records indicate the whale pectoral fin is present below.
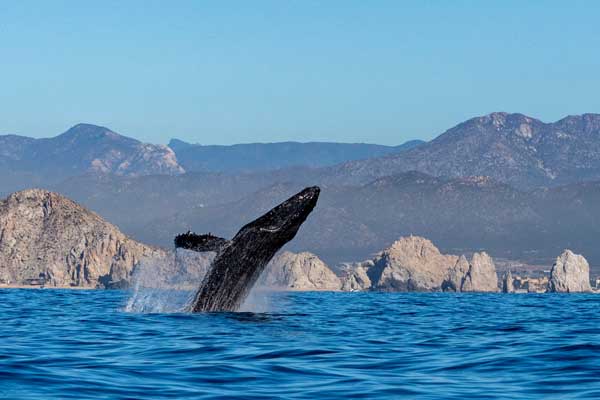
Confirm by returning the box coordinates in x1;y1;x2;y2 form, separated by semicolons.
174;232;230;252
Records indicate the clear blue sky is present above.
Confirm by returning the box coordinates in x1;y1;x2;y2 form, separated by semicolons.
1;1;599;145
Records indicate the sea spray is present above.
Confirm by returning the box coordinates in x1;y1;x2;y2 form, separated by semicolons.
124;248;276;313
125;249;215;313
239;287;273;313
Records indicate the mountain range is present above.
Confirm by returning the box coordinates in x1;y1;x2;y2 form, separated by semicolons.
127;172;600;268
0;123;421;195
43;170;600;269
169;138;424;173
320;113;600;189
0;124;183;194
3;112;600;267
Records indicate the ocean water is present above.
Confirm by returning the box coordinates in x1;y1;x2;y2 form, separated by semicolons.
0;290;599;399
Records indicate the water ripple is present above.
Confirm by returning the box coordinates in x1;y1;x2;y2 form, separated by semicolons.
0;290;599;399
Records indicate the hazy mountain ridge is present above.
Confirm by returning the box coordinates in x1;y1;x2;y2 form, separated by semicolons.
43;168;600;268
168;138;425;173
134;172;544;264
321;113;600;189
48;171;282;238
0;124;184;193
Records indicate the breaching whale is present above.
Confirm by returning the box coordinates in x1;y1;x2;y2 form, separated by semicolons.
174;186;320;312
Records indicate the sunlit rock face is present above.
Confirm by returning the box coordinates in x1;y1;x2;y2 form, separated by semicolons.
548;250;592;293
365;236;458;292
443;255;471;292
0;189;164;288
340;261;373;291
259;251;341;291
460;252;499;292
340;236;499;293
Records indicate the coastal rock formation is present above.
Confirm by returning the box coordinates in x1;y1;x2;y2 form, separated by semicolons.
260;251;341;291
442;255;470;292
340;261;373;291
365;236;460;291
0;189;164;288
442;253;499;292
340;236;500;292
461;252;499;292
548;250;592;293
502;271;515;293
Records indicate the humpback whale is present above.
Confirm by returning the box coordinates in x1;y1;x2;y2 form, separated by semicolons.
174;186;320;312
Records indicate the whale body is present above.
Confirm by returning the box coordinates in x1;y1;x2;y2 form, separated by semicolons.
174;186;320;312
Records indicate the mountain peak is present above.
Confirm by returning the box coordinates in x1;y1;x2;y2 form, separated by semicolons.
474;112;537;129
168;138;193;152
554;113;600;133
327;112;600;189
59;123;130;142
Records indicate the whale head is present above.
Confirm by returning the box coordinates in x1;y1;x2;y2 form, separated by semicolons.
233;186;320;247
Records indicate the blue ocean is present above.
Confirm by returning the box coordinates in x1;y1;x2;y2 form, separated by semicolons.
1;290;599;399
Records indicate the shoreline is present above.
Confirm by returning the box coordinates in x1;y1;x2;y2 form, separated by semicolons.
0;284;95;290
0;284;598;294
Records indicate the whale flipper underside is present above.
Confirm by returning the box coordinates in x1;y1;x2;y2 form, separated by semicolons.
175;186;320;312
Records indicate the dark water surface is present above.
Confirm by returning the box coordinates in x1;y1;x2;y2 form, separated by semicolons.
1;290;599;399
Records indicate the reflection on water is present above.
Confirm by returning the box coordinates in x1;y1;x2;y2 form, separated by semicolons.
1;290;599;399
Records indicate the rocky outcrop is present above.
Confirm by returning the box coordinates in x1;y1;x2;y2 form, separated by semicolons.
442;255;470;292
442;252;499;292
365;236;460;291
502;271;514;293
260;251;341;291
340;261;373;291
0;189;165;288
460;252;499;292
548;250;592;293
339;236;500;292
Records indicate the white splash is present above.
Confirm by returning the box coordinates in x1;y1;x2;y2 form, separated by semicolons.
124;249;215;313
239;287;273;313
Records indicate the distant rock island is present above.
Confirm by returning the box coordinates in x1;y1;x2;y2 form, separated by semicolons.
0;190;595;294
548;250;593;293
